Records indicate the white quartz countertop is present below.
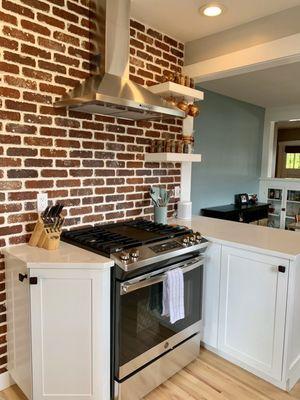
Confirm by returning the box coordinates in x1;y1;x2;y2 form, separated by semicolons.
169;216;300;260
3;241;114;269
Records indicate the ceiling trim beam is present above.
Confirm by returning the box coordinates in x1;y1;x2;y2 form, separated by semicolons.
183;33;300;83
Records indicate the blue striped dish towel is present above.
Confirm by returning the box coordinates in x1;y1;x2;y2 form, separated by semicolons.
162;268;185;324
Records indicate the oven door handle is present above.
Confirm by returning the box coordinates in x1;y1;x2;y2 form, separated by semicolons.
120;257;204;295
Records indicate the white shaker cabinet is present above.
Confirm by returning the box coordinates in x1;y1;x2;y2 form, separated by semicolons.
5;244;113;400
218;246;289;381
202;243;300;390
30;268;110;400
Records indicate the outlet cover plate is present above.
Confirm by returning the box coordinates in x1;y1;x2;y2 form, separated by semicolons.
174;186;181;198
37;193;48;213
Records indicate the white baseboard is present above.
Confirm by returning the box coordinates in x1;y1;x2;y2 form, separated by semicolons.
0;371;14;391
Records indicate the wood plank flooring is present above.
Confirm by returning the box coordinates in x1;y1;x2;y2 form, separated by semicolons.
1;348;299;399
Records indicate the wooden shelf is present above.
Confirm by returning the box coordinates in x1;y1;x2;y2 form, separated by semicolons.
148;81;204;102
144;153;202;163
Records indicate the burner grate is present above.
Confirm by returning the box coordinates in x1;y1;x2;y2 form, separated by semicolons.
62;219;192;256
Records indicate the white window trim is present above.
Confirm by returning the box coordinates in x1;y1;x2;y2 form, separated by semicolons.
277;140;300;178
260;105;300;179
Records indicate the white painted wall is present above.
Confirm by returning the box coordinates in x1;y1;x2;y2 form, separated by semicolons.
261;104;300;178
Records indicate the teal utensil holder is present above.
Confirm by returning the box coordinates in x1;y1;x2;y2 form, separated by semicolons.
154;206;167;224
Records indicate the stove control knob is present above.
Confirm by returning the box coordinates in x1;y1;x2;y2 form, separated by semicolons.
189;235;196;243
120;252;130;262
182;236;189;245
130;249;140;259
195;232;202;242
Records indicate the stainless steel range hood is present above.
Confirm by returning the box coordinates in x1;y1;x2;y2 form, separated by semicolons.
54;0;185;120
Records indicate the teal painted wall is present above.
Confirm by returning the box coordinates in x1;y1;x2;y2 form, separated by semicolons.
191;89;265;214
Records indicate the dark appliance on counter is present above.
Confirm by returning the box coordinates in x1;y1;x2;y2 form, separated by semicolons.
62;219;208;400
201;202;269;223
234;193;249;205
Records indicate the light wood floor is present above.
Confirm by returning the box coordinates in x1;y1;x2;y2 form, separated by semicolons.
1;349;300;400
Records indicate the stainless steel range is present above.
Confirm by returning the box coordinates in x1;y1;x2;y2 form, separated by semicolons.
62;219;208;400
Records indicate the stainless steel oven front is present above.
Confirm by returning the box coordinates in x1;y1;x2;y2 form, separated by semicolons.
113;254;204;399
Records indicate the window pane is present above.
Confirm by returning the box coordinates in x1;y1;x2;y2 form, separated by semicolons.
286;153;295;169
295;154;300;169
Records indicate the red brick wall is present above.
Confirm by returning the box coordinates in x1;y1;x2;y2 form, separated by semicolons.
0;0;184;373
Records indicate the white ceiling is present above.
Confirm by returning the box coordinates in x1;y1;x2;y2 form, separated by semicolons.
131;0;300;42
199;62;300;108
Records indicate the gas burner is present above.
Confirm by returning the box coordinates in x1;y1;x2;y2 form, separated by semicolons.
61;219;207;272
62;219;193;256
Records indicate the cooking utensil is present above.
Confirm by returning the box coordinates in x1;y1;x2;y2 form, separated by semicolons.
187;103;200;117
177;100;189;112
150;187;170;208
149;187;160;207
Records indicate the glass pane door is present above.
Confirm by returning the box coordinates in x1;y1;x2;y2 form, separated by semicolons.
286;190;300;229
115;266;203;377
267;188;282;229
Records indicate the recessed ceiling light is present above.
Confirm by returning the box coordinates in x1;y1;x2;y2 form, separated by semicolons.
199;3;226;17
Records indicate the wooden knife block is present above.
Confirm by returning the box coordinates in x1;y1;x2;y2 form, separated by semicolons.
29;216;63;251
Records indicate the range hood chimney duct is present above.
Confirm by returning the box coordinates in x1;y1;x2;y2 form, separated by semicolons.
54;0;185;120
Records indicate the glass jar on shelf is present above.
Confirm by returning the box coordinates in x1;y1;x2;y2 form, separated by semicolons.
182;136;194;154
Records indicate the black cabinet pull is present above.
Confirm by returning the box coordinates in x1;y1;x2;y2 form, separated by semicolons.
278;265;286;273
30;277;38;285
19;273;28;282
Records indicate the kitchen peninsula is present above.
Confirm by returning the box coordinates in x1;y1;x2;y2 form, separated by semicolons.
170;216;300;392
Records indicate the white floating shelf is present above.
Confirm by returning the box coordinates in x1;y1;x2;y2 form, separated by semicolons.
145;153;202;163
149;81;204;102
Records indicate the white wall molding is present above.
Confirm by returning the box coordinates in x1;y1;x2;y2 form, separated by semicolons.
0;371;14;391
261;104;300;178
183;33;300;83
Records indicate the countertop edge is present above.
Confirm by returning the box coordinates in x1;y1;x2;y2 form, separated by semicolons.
170;216;300;261
2;242;114;269
204;235;297;261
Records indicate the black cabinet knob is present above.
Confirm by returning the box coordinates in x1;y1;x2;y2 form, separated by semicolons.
30;277;38;285
19;273;28;282
278;266;286;273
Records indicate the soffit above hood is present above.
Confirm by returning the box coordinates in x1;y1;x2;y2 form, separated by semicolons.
54;73;185;120
53;0;185;120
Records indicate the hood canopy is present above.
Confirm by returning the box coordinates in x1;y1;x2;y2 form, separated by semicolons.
54;73;185;120
53;0;185;120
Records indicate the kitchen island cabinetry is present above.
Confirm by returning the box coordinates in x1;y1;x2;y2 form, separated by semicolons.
171;216;300;391
202;242;300;391
218;246;288;382
4;243;113;400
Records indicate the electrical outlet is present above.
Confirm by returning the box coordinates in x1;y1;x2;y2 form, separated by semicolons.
174;186;181;198
37;192;48;213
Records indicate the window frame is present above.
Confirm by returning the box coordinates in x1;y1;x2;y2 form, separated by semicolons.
277;140;300;178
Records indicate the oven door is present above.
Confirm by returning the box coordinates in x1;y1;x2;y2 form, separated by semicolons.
114;255;204;380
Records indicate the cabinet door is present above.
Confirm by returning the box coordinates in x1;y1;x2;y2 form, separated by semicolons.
218;246;288;380
202;243;221;349
266;187;285;229
6;257;32;399
30;268;111;400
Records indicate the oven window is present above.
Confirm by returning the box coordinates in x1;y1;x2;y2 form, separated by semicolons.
116;266;203;370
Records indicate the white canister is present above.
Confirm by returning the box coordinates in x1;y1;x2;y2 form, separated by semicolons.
177;201;192;220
